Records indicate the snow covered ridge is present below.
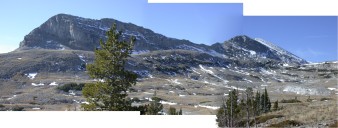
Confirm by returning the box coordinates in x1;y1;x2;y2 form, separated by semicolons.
254;38;307;63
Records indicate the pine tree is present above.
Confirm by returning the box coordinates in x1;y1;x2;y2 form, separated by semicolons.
264;88;271;112
81;24;137;111
254;91;261;115
216;105;227;127
169;106;177;115
273;100;278;111
253;91;261;128
146;96;163;115
178;108;183;115
226;89;240;127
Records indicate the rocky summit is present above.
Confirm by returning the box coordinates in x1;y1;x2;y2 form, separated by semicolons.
0;14;336;125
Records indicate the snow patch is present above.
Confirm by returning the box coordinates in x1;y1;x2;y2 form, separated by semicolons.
77;54;86;62
327;87;337;91
249;50;256;55
160;101;177;105
49;82;58;86
179;94;186;97
32;83;44;86
166;79;181;85
283;86;320;95
7;95;17;100
27;73;37;79
195;105;220;110
199;65;214;74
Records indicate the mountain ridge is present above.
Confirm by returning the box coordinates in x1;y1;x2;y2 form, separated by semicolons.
17;13;308;65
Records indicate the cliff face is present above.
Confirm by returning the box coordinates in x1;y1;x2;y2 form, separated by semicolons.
18;14;211;53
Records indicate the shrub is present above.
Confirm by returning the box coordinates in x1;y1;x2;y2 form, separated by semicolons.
12;105;24;111
280;99;301;103
320;97;332;101
0;104;4;108
131;97;140;103
269;120;303;127
57;83;85;92
29;102;37;105
250;115;284;125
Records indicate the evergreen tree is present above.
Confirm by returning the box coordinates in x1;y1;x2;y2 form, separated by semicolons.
254;91;261;115
216;105;227;127
82;24;137;111
226;89;240;127
169;106;177;115
264;88;271;112
273;100;278;111
146;97;163;115
178;108;183;115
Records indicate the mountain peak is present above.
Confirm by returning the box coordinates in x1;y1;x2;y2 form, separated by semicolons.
17;14;307;65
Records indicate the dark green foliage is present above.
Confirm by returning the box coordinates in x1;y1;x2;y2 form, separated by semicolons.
216;106;227;127
168;106;182;115
320;97;333;101
216;88;274;127
12;105;24;111
280;99;301;103
168;106;177;115
199;101;211;104
260;88;271;113
146;96;163;115
57;83;85;92
131;97;140;103
226;89;241;127
250;115;284;126
178;108;182;115
273;100;278;111
82;24;137;111
269;120;303;127
254;91;261;116
0;104;4;108
306;96;314;102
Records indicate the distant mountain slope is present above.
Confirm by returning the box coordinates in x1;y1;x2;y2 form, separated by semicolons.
0;13;311;79
18;14;307;65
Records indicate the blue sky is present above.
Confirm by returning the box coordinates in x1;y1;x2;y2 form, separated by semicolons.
0;0;336;62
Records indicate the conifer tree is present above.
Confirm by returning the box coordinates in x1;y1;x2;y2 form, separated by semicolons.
264;88;271;112
254;91;261;115
216;106;226;127
82;24;137;111
178;108;183;115
273;100;278;111
146;97;163;115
